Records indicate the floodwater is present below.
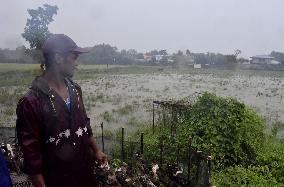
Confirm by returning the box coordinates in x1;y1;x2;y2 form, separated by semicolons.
79;73;284;134
1;70;283;139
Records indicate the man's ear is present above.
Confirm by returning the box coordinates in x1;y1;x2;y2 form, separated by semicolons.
55;53;64;64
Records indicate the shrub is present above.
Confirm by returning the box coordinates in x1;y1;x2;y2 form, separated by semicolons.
213;165;278;186
256;136;284;184
177;92;265;169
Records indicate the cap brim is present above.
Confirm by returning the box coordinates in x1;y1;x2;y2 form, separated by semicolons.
71;47;91;54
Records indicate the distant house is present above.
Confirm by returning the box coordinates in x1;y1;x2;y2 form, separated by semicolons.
155;55;163;61
143;54;153;62
250;55;280;65
194;64;201;69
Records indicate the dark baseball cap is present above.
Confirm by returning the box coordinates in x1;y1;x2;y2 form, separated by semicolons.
42;34;90;55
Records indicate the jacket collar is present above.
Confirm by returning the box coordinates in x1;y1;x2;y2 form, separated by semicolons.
31;76;52;96
31;76;74;96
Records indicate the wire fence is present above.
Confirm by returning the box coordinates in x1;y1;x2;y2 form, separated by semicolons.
95;123;212;186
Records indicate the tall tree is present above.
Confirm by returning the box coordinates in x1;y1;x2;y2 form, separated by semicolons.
270;51;284;64
234;49;241;58
186;49;191;56
177;50;184;56
159;50;168;55
22;4;58;50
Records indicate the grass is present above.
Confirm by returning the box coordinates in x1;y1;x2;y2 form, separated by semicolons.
271;121;284;137
0;87;26;127
126;116;141;126
101;111;114;122
0;63;40;72
1;63;284;87
115;104;134;115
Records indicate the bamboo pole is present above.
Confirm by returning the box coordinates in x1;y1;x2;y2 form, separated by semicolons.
101;122;104;153
121;127;125;162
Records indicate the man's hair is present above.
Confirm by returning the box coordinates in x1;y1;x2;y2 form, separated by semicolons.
43;52;56;69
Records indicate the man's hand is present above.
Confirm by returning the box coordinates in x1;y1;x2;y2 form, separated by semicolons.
89;137;108;165
95;150;107;165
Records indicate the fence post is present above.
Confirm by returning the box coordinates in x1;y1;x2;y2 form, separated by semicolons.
152;103;155;135
188;136;192;185
121;127;125;162
163;108;166;129
140;133;144;155
176;143;180;166
159;136;164;165
101;122;104;153
171;106;173;136
208;144;212;186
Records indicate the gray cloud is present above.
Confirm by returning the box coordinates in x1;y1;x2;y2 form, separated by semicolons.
0;0;284;57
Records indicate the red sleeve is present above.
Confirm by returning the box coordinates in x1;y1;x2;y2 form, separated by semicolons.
16;97;43;175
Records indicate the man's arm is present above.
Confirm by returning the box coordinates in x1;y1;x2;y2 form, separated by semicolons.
75;84;108;164
89;137;107;165
16;98;45;187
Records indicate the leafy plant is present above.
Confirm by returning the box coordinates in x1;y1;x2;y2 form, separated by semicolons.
213;165;278;186
177;92;265;169
256;136;284;184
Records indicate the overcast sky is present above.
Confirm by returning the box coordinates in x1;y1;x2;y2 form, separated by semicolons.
1;0;284;57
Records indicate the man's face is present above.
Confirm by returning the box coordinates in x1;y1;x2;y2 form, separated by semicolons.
57;52;78;78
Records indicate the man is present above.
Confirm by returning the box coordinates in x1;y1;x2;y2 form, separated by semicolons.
16;34;106;187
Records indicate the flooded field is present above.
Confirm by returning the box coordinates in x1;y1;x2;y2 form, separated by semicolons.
78;70;284;135
0;65;283;137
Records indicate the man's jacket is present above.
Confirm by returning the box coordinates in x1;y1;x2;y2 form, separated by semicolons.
16;76;93;178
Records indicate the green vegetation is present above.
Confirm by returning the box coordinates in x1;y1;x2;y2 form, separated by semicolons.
1;63;284;88
126;116;140;126
115;104;134;115
271;121;284;137
213;165;278;186
101;111;114;122
0;87;26;127
0;64;40;87
118;92;284;185
178;92;265;168
22;4;58;50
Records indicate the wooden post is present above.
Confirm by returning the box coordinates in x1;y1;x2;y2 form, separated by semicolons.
208;145;212;186
188;137;192;185
140;133;144;155
173;107;178;137
163;108;166;126
160;137;164;165
101;122;104;153
121;127;125;162
171;106;173;136
176;144;180;166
